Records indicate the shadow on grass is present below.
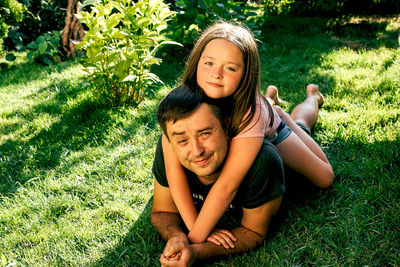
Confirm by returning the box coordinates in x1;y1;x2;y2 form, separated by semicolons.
260;15;399;110
0;47;185;198
0;85;113;196
0;59;77;88
93;15;400;266
92;198;163;266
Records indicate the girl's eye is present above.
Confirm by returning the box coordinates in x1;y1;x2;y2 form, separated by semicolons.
204;61;212;66
226;66;236;71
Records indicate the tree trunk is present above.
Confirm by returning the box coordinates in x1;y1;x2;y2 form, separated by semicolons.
60;0;85;60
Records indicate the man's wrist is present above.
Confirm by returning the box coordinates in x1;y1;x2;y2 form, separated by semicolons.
189;243;201;261
171;232;188;241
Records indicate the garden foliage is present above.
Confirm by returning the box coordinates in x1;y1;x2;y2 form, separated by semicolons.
75;0;181;106
26;30;61;65
0;0;26;50
167;0;263;45
264;0;400;16
3;0;66;51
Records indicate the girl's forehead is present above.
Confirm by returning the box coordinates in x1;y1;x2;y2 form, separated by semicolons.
201;39;243;57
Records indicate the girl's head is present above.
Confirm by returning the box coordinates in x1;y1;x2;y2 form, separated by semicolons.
181;21;264;137
181;21;260;101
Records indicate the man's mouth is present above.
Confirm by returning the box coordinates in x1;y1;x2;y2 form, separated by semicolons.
193;156;210;166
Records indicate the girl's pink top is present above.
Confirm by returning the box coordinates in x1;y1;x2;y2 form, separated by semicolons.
233;94;281;140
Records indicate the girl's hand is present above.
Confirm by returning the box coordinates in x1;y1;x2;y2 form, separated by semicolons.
206;229;237;249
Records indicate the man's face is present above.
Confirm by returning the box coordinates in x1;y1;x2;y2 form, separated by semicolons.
166;103;228;182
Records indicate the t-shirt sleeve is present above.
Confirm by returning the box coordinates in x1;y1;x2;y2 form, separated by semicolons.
152;135;169;187
233;95;281;140
238;140;285;209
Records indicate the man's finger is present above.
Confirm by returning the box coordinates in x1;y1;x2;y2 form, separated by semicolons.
166;252;182;260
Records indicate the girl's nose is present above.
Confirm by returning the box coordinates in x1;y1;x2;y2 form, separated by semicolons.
211;67;223;79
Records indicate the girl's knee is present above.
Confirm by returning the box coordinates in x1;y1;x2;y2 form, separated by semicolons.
317;170;334;189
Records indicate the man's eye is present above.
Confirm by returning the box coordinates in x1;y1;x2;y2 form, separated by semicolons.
201;132;210;137
177;139;187;144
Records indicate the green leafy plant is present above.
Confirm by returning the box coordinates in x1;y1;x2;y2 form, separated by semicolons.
0;0;26;50
3;0;67;51
26;30;61;65
262;0;400;16
75;0;181;106
167;0;263;45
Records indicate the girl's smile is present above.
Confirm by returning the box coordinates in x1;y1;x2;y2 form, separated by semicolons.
196;38;244;99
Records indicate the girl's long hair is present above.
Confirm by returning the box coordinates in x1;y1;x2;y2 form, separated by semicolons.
180;21;274;138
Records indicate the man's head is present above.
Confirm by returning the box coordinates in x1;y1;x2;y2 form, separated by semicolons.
157;85;229;181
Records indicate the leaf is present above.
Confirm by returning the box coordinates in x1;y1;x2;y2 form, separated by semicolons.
27;52;34;62
1;253;7;266
122;74;137;82
106;13;121;30
38;42;48;54
145;72;163;84
79;0;101;12
158;40;183;47
41;55;54;65
5;53;16;61
27;42;38;49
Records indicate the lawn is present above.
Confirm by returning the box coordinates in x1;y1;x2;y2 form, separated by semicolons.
1;15;399;266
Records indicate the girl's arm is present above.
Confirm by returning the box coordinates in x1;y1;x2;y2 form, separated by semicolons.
188;137;264;243
162;134;198;230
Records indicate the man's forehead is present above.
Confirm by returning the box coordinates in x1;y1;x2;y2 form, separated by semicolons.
166;103;220;134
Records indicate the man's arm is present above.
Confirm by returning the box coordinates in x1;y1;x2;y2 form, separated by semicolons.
151;178;194;264
191;196;282;260
151;178;184;241
160;196;282;266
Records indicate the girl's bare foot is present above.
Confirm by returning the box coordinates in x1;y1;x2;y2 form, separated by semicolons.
306;84;324;107
265;85;286;106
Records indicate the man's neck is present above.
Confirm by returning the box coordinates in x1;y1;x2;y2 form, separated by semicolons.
197;172;220;185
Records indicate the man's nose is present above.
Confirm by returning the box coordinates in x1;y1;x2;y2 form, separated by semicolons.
191;139;205;157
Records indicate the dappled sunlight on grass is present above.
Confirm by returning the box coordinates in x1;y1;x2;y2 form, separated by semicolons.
1;15;399;266
0;54;168;264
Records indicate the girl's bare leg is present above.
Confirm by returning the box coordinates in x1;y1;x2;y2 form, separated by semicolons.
273;84;333;188
290;84;324;131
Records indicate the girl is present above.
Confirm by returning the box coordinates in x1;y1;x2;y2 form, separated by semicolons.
161;21;334;246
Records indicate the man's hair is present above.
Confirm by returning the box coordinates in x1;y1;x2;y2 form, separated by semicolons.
157;84;227;141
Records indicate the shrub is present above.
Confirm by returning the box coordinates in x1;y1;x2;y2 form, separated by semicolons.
0;0;26;50
3;0;67;51
26;30;61;65
75;0;181;106
167;0;264;45
263;0;400;16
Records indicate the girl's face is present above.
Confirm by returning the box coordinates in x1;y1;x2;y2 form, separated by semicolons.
196;38;244;99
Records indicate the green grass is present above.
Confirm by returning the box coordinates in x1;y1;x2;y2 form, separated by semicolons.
1;15;399;266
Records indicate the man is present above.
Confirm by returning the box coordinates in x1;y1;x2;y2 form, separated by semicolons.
151;85;285;266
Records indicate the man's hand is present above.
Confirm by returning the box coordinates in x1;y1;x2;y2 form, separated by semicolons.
206;229;237;249
160;234;196;267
